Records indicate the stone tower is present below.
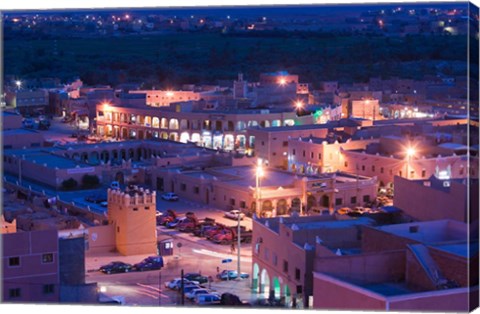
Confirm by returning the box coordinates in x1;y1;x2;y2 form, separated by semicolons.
107;186;157;256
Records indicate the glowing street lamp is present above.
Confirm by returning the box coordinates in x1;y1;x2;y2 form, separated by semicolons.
278;78;287;86
255;159;264;217
15;80;22;89
405;147;415;179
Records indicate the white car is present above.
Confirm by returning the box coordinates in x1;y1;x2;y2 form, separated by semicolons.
165;278;200;290
185;288;214;300
224;209;245;220
161;192;179;201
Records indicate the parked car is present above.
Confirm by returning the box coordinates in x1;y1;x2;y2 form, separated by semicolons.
133;256;164;271
186;288;215;300
99;261;133;274
178;284;201;294
216;270;249;280
85;193;107;204
38;119;51;130
183;272;208;284
22;118;35;128
165;278;197;290
166;216;188;229
195;293;221;305
224;209;245;220
161;192;179;201
100;201;108;208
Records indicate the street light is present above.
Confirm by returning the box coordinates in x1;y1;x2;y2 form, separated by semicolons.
15;80;22;90
278;78;287;86
255;159;264;217
405;147;415;179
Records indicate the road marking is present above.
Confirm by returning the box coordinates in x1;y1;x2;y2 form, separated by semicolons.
136;283;169;298
192;248;235;260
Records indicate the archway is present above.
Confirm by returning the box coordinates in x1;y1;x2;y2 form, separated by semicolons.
89;151;100;165
307;195;316;211
284;285;292;308
260;268;270;297
169;119;179;130
128;148;135;160
252;263;260;292
169;132;178;141
321;195;330;207
121;128;128;139
152;117;160;128
261;200;273;218
272;277;281;300
180;132;190;143
291;198;301;211
115;172;125;185
276;199;288;216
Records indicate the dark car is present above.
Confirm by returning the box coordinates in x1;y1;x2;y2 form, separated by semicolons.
99;261;133;274
183;272;209;284
133;256;164;271
85;193;107;204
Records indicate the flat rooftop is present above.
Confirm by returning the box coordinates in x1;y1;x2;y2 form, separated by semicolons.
284;216;374;231
372;220;468;244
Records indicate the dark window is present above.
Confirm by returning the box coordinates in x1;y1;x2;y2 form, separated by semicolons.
180;183;186;191
230;199;235;206
194;186;199;194
240;201;246;209
42;253;53;263
363;195;370;203
144;206;150;210
318;153;322;160
282;141;288;147
133;207;138;211
422;170;426;177
9;288;21;298
261;141;265;146
303;150;305;157
372;165;375;172
295;268;301;281
350;196;357;204
9;257;20;267
283;260;289;273
311;152;314;158
361;165;365;171
344;161;348;167
335;198;342;205
292;149;296;155
43;284;55;294
380;167;384;174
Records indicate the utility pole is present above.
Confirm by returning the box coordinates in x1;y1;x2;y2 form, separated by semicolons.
180;269;185;305
237;213;241;278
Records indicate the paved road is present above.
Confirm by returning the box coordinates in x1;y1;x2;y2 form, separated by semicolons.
86;222;256;306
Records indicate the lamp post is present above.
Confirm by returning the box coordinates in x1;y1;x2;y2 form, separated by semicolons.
406;147;415;179
255;159;264;217
237;213;241;279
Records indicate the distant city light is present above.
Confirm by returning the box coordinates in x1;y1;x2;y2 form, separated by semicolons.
278;78;287;85
166;91;174;97
15;80;22;88
227;15;231;19
125;14;130;19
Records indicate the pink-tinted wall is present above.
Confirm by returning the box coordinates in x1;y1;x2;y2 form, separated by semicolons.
2;230;60;302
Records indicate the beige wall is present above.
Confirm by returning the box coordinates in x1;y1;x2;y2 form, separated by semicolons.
108;189;157;256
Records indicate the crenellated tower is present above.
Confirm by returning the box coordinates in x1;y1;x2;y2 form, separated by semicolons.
107;186;157;255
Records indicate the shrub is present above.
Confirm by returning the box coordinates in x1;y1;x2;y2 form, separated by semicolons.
81;174;100;189
61;178;78;190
